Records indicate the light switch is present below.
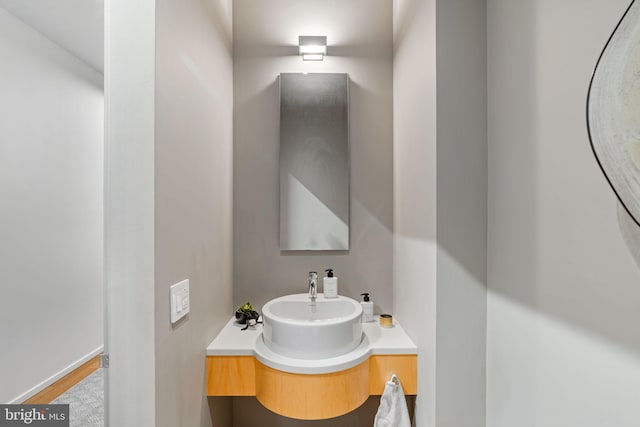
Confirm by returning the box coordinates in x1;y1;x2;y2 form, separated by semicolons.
170;279;190;324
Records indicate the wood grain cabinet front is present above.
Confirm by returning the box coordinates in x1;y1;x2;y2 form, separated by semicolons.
206;354;417;420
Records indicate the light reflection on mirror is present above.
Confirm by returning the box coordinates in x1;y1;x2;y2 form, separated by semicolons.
279;73;350;251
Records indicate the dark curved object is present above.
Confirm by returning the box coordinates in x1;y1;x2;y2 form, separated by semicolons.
235;309;259;325
587;0;640;227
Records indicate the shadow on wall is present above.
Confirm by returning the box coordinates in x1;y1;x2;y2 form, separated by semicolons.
202;0;232;54
487;0;640;361
208;396;416;427
393;0;424;51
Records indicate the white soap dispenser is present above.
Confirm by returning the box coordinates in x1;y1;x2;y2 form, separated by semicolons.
361;293;374;322
323;268;338;298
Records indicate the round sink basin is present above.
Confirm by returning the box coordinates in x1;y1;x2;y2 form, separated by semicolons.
261;294;363;360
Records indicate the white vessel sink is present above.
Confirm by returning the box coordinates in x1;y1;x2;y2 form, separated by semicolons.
261;294;363;359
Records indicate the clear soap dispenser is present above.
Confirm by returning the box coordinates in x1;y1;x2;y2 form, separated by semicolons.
361;293;374;322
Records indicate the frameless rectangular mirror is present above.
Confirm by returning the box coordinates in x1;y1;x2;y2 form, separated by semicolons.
279;73;350;251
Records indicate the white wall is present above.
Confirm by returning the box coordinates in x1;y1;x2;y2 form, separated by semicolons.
0;7;103;404
393;0;438;424
394;0;487;426
233;0;394;314
105;0;156;424
154;0;233;426
487;1;640;426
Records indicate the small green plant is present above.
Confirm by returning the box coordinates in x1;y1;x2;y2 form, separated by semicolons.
236;302;255;314
235;302;259;325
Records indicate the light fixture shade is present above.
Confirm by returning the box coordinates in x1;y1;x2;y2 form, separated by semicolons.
299;36;327;61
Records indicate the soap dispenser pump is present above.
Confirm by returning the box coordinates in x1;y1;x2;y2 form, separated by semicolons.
361;293;374;322
323;268;338;298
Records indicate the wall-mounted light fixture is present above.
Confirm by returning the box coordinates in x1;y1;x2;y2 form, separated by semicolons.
299;36;327;61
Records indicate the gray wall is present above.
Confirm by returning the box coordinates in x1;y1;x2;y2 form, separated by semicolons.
233;0;394;314
487;1;640;426
394;0;488;426
435;0;487;426
154;0;234;426
106;0;233;425
0;6;103;404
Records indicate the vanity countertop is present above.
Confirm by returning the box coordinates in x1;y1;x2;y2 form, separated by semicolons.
206;315;417;356
206;315;417;374
206;317;263;356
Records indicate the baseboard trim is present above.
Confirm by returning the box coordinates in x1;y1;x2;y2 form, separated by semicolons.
9;346;103;404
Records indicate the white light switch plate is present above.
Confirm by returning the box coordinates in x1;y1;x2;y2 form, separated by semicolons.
170;279;190;324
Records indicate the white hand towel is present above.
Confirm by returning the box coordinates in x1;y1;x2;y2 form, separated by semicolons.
373;374;411;427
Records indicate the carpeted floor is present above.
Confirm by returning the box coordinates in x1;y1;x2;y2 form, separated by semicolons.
51;368;104;427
